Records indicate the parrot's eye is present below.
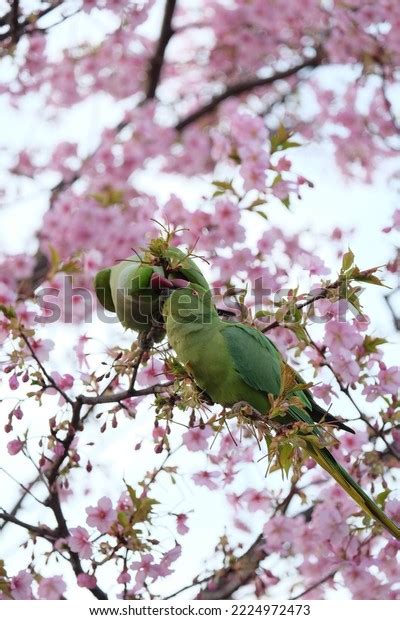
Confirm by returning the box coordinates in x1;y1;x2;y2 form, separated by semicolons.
191;290;198;297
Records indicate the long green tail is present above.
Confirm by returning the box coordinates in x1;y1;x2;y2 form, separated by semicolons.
306;442;400;540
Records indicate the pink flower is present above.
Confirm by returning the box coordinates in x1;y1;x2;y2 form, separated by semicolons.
10;570;33;600
9;254;35;279
117;491;133;512
13;406;23;420
27;338;54;363
69;526;92;559
182;425;213;452
37;576;66;600
330;354;360;384
0;282;15;305
297;252;329;276
7;439;24;455
130;553;159;581
74;334;90;369
386;500;400;526
46;372;74;403
86;496;117;533
117;571;131;585
52;372;74;390
191;470;220;490
242;488;270;512
362;383;380;402
84;249;102;276
158;545;182;577
137;358;167;386
176;513;189;535
340;430;368;455
263;515;297;553
378;366;400;395
9;374;19;391
233;518;251;533
325;319;363;354
311;383;335;405
77;573;97;589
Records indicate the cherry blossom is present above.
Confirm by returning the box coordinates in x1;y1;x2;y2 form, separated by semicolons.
69;527;92;559
77;573;97;589
7;439;24;456
37;576;66;600
86;497;117;534
191;470;221;490
10;570;33;600
182;426;214;452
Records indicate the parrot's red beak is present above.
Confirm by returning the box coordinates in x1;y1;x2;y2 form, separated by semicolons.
150;274;173;290
150;274;190;290
169;278;190;289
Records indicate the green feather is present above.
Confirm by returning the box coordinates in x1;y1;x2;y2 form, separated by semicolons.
94;268;115;313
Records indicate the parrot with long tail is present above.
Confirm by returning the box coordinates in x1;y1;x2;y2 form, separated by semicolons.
162;282;400;539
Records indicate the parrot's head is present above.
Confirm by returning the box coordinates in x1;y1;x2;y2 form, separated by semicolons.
162;283;218;325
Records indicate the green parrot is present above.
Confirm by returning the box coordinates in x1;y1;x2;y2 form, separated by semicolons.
94;243;209;338
162;283;400;540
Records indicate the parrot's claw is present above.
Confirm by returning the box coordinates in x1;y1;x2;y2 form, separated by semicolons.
230;401;254;416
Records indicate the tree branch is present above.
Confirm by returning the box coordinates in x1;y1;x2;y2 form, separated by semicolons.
196;499;314;600
45;491;108;600
176;55;321;131
79;380;174;405
0;1;65;44
0;473;42;532
290;570;336;600
145;0;176;99
10;0;19;44
259;267;379;333
20;332;73;405
0;510;56;541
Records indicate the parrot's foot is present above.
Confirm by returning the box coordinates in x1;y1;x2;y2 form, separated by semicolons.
137;326;165;350
230;401;254;417
200;391;215;406
230;401;271;433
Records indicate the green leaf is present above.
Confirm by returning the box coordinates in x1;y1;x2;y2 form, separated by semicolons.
117;511;130;528
131;497;159;525
271;173;282;187
363;335;387;354
353;273;388;287
375;488;391;509
255;309;273;319
278;443;294;477
270;124;302;154
341;248;354;272
248;197;267;209
126;483;137;505
49;244;60;270
0;304;16;319
212;180;234;192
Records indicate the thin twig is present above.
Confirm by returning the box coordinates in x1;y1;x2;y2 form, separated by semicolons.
176;55;321;130
290;570;336;600
0;510;56;541
20;332;73;405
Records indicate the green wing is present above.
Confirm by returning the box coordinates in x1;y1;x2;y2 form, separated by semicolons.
221;323;282;396
221;322;315;424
